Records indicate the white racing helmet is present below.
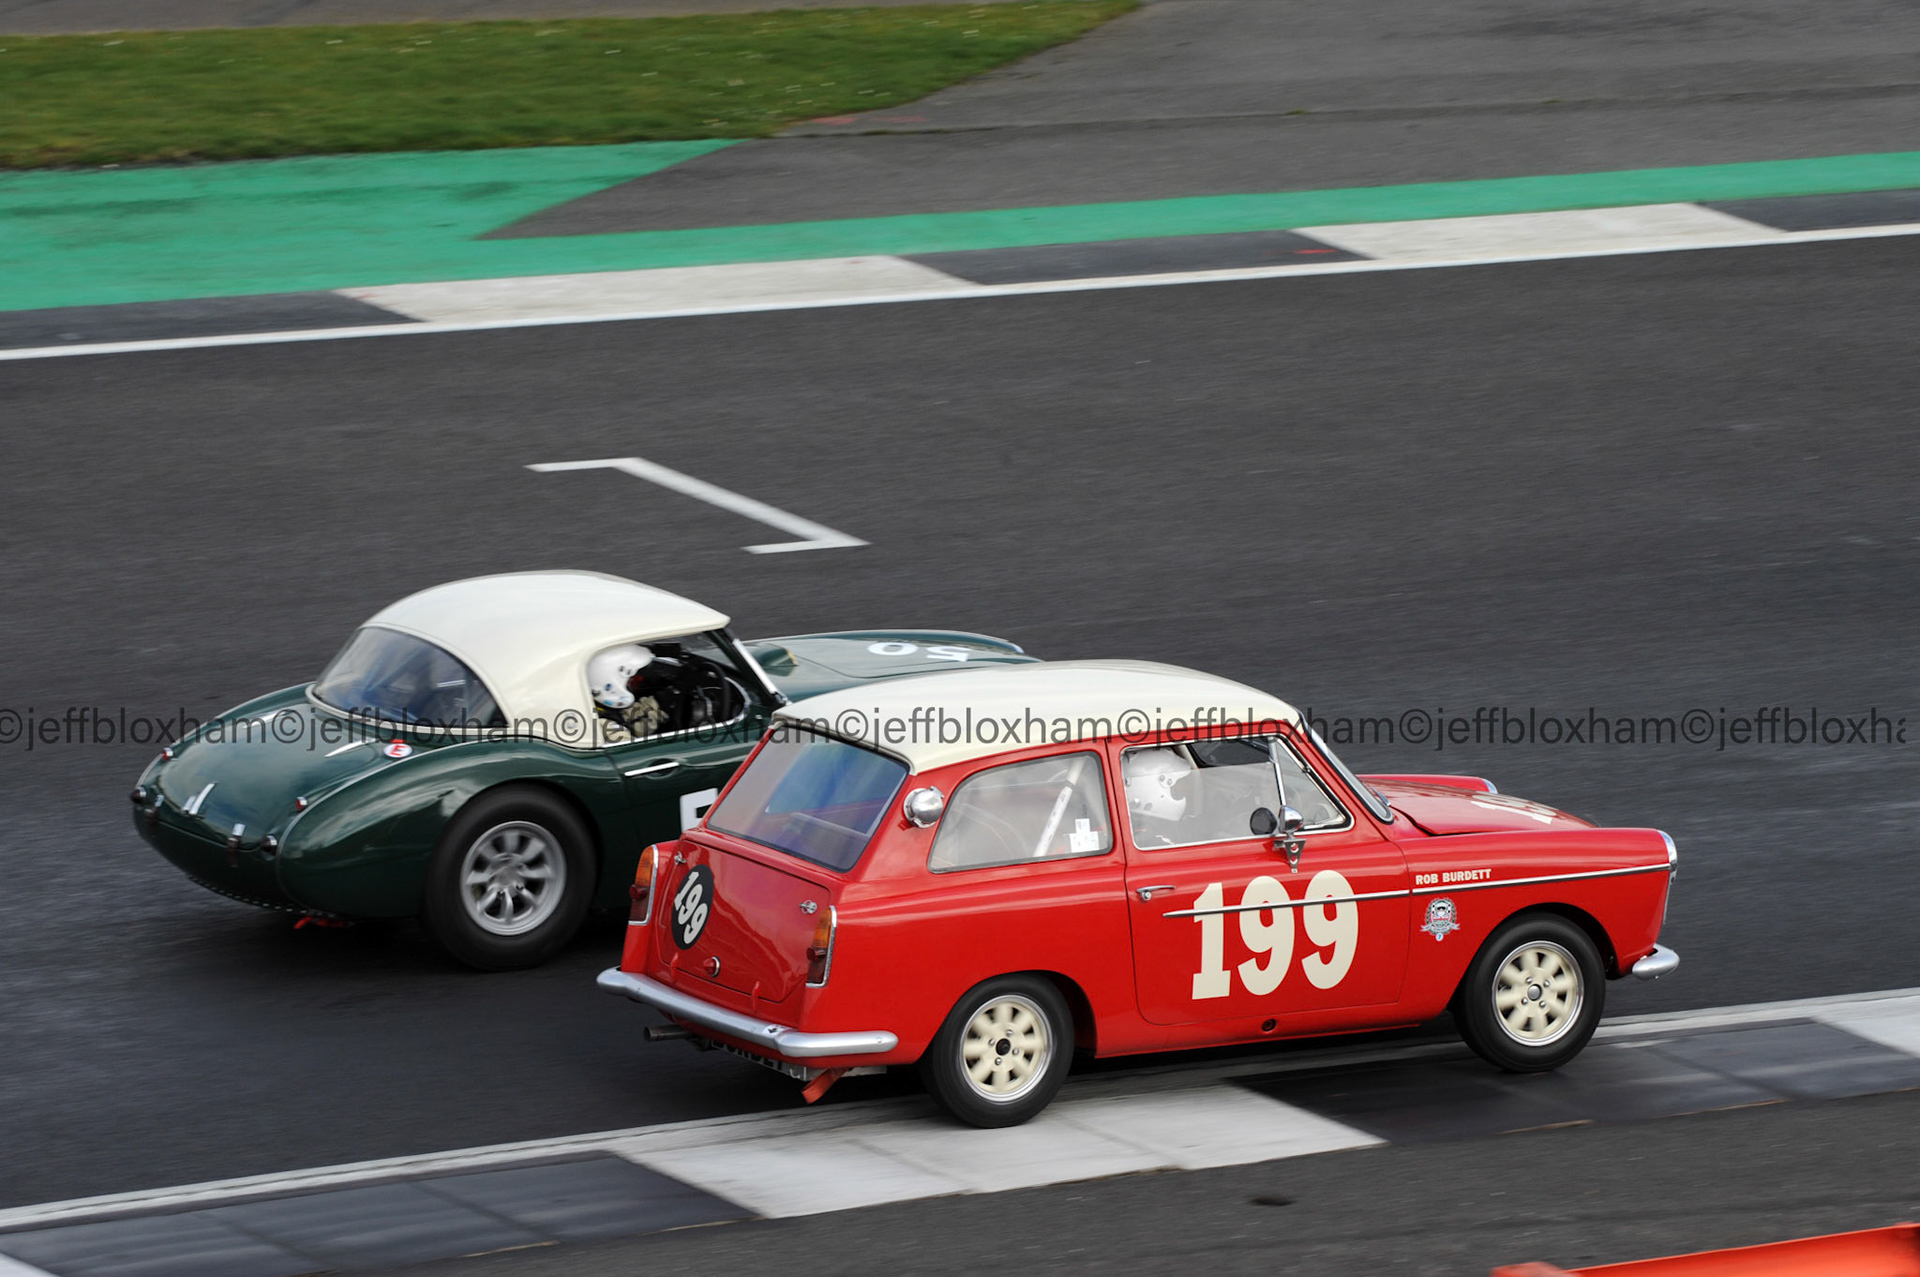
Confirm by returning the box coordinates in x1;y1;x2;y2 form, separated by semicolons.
587;643;653;710
1124;748;1192;822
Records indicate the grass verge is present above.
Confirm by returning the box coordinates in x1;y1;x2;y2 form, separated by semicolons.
0;1;1133;169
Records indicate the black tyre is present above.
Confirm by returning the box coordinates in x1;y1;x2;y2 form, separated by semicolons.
1455;913;1606;1072
422;786;594;971
920;975;1075;1128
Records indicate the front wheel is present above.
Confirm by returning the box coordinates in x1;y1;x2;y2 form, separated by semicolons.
422;787;594;971
1455;914;1605;1072
920;976;1075;1128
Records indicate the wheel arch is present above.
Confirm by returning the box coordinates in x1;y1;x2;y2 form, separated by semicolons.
1030;969;1099;1057
452;777;607;884
919;968;1100;1062
1453;902;1619;1007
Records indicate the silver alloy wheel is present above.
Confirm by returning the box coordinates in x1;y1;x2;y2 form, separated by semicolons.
959;993;1051;1103
459;821;566;937
1492;939;1584;1045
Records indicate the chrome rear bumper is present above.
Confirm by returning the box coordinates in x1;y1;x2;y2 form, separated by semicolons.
596;967;898;1059
1631;944;1680;980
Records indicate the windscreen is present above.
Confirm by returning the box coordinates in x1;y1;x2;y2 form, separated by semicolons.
313;626;506;728
707;730;907;871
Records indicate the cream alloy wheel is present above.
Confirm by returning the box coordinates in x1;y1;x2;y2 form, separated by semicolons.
961;994;1051;1102
1492;940;1584;1044
459;821;566;937
924;975;1074;1126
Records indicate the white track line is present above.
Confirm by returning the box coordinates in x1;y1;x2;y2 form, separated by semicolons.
529;456;865;553
0;220;1915;365
1;986;1914;1233
0;1255;55;1277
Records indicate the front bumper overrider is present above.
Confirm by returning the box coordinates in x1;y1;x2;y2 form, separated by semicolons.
596;967;898;1059
1631;944;1680;980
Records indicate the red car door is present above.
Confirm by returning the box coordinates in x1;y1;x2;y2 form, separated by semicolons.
1118;733;1410;1027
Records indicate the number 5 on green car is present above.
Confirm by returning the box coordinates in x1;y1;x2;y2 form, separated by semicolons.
130;571;1033;969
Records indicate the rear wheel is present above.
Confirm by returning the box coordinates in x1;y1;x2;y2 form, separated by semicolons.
422;787;593;971
1455;914;1605;1072
921;975;1074;1128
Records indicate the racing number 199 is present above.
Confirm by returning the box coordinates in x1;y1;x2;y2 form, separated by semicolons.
1192;870;1358;999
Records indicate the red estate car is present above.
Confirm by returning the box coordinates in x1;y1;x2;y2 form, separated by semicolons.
599;661;1679;1127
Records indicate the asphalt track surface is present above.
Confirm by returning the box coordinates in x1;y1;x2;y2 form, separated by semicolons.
394;1089;1920;1277
3;234;1918;1214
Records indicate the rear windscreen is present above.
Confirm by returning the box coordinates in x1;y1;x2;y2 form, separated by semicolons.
708;730;907;871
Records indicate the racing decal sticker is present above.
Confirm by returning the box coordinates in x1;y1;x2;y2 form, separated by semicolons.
866;641;975;662
679;786;719;832
1421;896;1459;941
1190;870;1359;999
1415;868;1490;886
382;740;413;759
672;864;715;950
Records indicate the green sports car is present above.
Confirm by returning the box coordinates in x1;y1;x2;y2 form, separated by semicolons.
131;571;1034;968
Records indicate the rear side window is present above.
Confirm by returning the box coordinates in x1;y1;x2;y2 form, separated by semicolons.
929;752;1113;873
313;626;505;728
708;730;907;871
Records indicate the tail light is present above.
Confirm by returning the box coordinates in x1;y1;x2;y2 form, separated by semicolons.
629;844;660;924
805;906;837;986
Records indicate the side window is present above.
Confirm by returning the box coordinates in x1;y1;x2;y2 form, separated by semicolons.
928;752;1114;873
1123;737;1348;850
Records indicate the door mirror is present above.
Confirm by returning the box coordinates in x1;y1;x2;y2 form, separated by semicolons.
1252;804;1307;870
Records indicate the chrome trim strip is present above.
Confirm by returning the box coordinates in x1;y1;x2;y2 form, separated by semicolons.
1161;862;1673;918
595;967;896;1058
623;760;680;777
1163;887;1411;917
1632;944;1680;980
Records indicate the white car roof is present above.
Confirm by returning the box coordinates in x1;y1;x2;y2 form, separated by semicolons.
365;571;728;725
774;660;1302;773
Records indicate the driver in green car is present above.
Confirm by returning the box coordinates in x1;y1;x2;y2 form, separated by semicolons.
589;643;665;740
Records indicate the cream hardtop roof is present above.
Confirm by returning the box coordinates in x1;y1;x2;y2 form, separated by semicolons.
363;571;728;724
773;660;1302;773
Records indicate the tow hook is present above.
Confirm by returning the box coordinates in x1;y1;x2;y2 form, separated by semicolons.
801;1068;848;1105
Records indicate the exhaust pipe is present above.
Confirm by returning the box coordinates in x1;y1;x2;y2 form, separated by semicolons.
644;1024;695;1042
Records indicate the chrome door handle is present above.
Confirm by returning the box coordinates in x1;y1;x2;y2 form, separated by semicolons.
624;760;681;777
1135;884;1177;902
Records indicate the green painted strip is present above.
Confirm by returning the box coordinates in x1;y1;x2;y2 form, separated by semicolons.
0;140;737;312
3;149;1918;313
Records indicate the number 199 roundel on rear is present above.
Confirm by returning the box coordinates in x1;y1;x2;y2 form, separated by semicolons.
599;662;1679;1127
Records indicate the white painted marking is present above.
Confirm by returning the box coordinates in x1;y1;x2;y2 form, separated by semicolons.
1055;1087;1381;1170
630;1087;1373;1216
0;1254;58;1277
529;456;866;554
1301;203;1765;261
1810;994;1920;1057
1596;985;1920;1039
0;219;1914;364
0;985;1913;1233
346;256;967;323
638;1134;971;1217
855;1109;1163;1192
